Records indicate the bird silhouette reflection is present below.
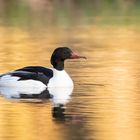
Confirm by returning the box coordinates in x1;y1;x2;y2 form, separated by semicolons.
0;86;73;119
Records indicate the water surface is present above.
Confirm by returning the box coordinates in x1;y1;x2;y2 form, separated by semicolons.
0;3;140;139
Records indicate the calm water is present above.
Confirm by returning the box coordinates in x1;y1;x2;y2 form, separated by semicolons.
0;22;140;140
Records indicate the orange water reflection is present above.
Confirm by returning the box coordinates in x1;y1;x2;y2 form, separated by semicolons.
0;25;140;140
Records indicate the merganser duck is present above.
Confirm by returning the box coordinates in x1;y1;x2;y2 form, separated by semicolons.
0;47;86;88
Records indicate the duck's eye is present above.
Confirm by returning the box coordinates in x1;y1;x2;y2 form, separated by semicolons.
63;51;69;56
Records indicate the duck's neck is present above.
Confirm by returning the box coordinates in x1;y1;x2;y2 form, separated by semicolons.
52;60;64;71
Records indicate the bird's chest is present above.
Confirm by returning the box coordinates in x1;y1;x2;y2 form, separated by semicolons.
47;70;73;88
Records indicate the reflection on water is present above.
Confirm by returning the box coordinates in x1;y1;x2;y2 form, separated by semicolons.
0;86;73;120
0;4;140;139
0;24;140;140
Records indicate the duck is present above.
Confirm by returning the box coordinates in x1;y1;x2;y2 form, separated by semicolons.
0;47;86;88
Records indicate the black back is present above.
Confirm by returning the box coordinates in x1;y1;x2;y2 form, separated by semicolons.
11;66;53;85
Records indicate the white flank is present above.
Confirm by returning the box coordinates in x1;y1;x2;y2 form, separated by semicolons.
0;75;47;88
0;86;46;99
47;69;74;88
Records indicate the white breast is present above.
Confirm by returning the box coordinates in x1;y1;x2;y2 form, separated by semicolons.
47;69;74;88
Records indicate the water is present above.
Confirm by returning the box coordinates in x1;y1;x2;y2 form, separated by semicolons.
0;24;140;140
0;2;140;139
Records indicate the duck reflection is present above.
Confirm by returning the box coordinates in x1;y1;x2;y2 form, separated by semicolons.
0;86;73;119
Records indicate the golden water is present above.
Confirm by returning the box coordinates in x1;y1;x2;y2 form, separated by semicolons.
0;24;140;140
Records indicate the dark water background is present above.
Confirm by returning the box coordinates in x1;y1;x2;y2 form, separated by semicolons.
0;1;140;140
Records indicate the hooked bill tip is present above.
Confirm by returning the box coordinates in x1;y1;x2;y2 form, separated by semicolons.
70;52;87;60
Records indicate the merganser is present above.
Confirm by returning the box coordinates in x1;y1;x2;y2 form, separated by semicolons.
0;47;86;88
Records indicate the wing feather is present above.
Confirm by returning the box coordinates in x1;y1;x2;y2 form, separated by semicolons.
10;66;53;85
